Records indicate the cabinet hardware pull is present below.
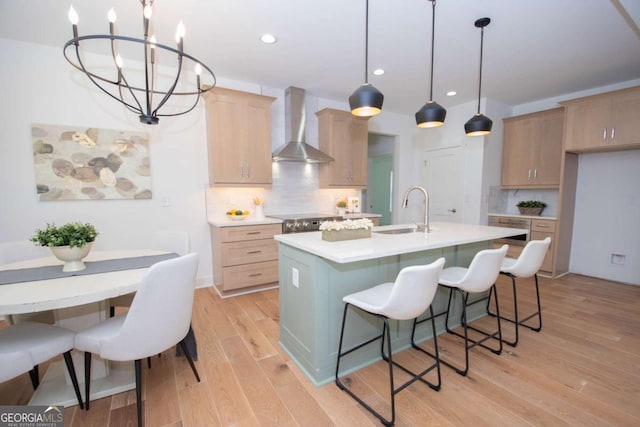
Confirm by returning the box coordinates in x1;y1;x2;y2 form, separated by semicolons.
603;128;607;140
246;164;250;178
247;250;262;254
248;273;262;277
528;170;532;180
448;208;457;213
611;127;615;139
536;224;549;228
246;231;261;235
534;169;537;179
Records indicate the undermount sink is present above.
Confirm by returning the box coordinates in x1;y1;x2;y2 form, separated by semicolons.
374;227;419;235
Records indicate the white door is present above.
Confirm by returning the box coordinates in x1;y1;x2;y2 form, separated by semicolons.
422;146;463;223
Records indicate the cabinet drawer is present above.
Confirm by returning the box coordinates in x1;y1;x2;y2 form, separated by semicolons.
222;260;279;291
221;239;278;266
219;224;282;243
531;220;556;233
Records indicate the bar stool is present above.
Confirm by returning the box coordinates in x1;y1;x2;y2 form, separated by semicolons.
419;245;507;376
335;257;445;427
487;237;551;346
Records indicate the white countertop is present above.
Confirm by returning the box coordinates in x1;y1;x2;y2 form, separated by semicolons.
208;216;283;227
488;213;557;220
342;213;382;219
274;221;527;264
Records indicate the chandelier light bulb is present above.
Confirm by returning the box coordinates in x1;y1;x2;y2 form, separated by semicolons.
175;21;186;43
107;8;117;23
143;4;153;20
194;63;202;76
68;5;79;25
115;54;123;69
149;34;157;46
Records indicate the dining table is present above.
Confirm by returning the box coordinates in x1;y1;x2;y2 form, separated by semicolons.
0;248;177;407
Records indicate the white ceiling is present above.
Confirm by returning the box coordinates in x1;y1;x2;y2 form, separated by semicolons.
1;0;639;116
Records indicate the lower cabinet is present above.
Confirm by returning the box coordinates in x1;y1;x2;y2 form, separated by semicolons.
211;224;280;296
530;219;556;273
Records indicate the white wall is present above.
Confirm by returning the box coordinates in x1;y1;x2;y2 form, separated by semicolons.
0;39;212;285
570;151;640;285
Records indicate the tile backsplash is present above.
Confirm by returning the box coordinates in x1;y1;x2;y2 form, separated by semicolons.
489;186;558;217
205;162;359;219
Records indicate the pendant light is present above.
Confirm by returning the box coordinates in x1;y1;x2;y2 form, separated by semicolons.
415;0;446;128
465;17;493;136
349;0;384;117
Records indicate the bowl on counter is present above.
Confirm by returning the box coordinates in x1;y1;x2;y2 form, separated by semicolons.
226;214;249;221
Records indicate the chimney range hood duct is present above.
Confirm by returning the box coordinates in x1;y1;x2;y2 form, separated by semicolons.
272;86;334;163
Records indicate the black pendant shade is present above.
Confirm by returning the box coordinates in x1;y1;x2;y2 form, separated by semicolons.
464;113;493;136
350;83;384;117
416;0;446;128
416;101;447;128
466;17;492;136
350;0;383;117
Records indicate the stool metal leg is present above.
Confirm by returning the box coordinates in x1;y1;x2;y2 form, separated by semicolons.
336;303;441;426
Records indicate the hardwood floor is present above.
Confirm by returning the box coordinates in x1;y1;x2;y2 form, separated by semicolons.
1;273;639;426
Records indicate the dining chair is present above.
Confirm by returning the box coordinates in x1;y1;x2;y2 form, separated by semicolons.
0;321;84;408
109;231;189;317
74;253;200;426
0;240;54;326
424;245;508;376
335;257;445;426
487;237;551;346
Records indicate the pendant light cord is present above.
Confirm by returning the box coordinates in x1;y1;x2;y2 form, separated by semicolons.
429;0;436;102
364;0;370;84
476;26;484;114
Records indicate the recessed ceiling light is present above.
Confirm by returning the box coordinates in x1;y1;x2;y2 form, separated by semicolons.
260;33;277;44
373;68;385;76
446;91;457;96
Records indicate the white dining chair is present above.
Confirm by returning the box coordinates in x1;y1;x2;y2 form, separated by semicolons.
75;253;200;426
487;237;551;346
0;321;84;408
335;257;445;426
109;231;189;317
429;245;508;376
0;240;54;325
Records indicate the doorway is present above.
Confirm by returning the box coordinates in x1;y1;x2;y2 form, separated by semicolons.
364;133;395;225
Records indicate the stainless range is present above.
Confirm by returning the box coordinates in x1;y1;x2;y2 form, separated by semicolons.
270;213;342;234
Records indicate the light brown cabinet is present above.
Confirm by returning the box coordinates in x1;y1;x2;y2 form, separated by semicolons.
562;86;640;153
205;87;275;186
316;108;369;188
501;108;564;188
211;224;281;296
530;219;556;273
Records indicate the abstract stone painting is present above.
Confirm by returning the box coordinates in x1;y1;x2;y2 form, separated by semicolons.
32;124;152;201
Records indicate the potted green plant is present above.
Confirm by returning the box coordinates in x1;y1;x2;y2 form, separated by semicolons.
31;222;99;272
516;200;547;216
336;198;348;215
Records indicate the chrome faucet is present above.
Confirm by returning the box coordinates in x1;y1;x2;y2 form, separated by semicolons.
401;185;430;233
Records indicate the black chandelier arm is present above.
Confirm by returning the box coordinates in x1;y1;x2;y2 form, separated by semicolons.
66;40;144;115
63;34;216;96
152;49;184;116
118;70;146;116
156;90;202;117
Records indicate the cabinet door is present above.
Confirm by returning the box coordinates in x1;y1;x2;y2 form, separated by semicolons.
563;96;611;152
609;88;640;149
501;119;535;187
330;113;354;186
534;110;563;186
348;118;369;186
207;95;245;184
244;99;273;185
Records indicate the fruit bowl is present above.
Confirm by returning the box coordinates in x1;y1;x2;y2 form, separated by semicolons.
226;214;249;221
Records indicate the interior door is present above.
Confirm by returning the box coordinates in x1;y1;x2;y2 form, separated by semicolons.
422;146;463;223
368;155;393;225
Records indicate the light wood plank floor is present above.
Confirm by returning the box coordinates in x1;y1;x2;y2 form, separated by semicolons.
1;273;639;426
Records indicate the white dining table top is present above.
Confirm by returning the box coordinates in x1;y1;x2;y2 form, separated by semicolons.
0;249;167;315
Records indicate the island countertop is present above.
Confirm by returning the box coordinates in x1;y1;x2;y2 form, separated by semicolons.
274;221;526;264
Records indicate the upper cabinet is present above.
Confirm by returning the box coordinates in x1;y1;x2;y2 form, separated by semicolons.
316;108;369;188
205;87;275;186
501;108;564;188
562;86;640;153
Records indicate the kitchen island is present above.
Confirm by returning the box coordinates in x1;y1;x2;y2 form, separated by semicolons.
274;221;525;385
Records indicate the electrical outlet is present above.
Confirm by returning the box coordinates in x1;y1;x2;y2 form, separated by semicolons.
611;254;626;265
292;268;299;288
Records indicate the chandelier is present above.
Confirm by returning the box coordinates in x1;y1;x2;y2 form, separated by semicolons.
63;0;216;125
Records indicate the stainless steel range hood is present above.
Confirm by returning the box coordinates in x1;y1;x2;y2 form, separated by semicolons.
272;86;334;163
